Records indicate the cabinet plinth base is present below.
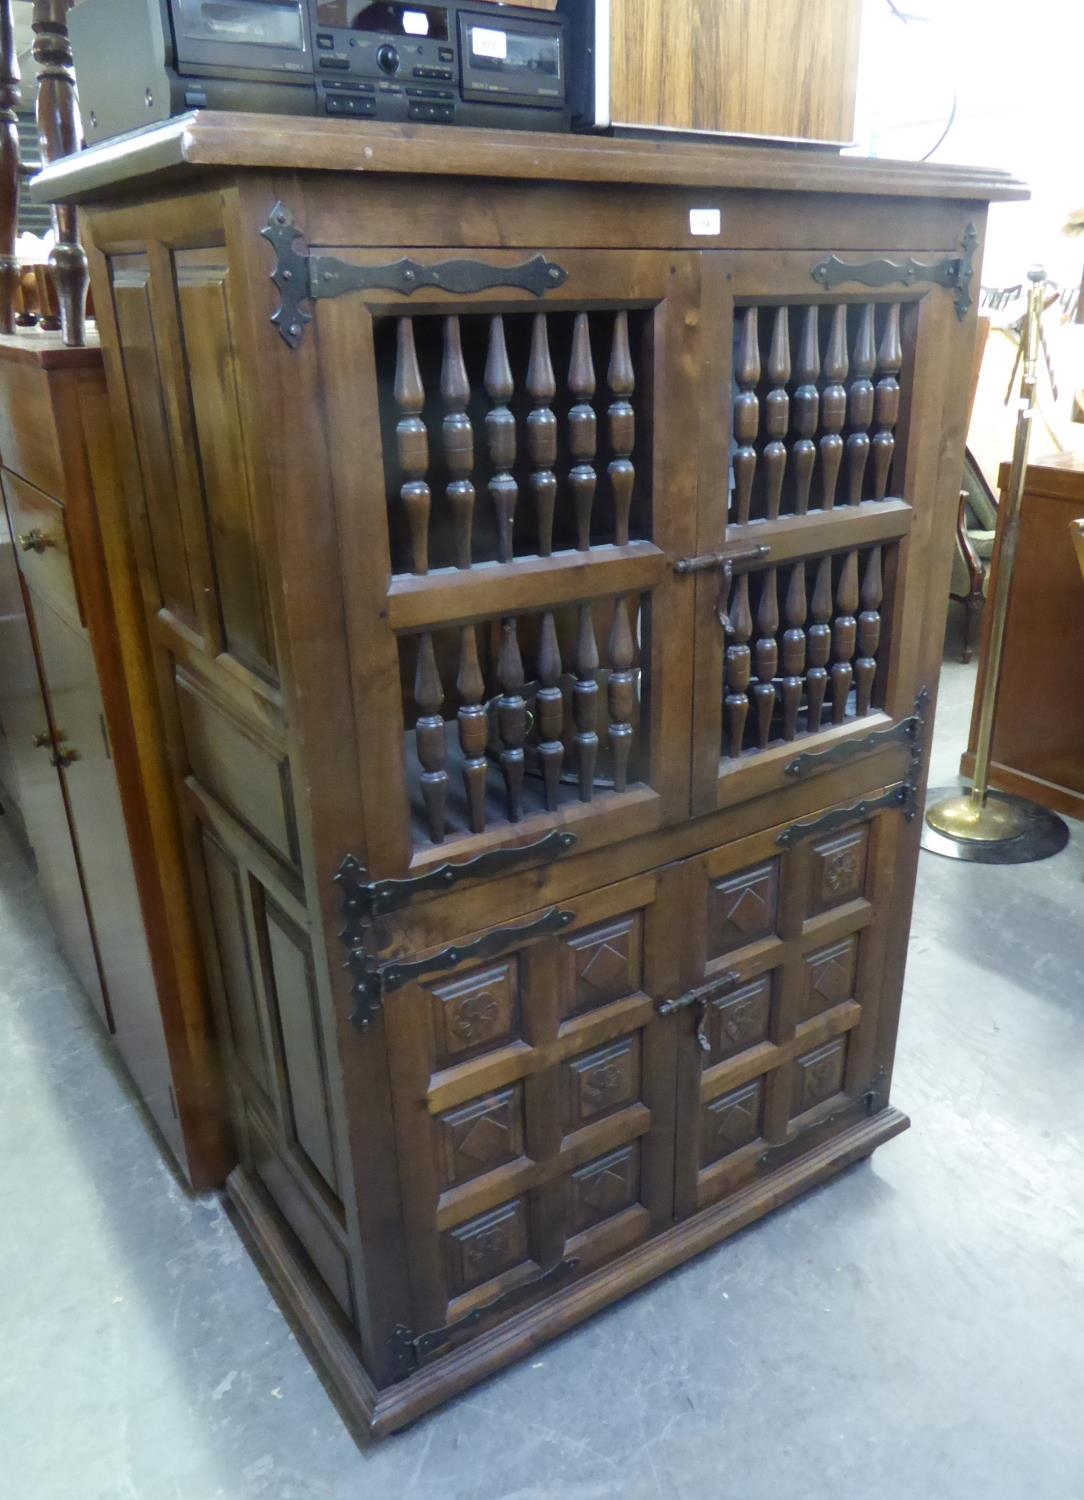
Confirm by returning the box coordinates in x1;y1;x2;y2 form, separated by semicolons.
227;1107;909;1438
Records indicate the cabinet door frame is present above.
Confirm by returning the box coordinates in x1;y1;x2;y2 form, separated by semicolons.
312;247;702;882
690;249;959;818
381;866;685;1354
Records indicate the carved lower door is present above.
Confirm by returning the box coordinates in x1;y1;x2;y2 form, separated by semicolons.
670;788;909;1217
381;867;685;1367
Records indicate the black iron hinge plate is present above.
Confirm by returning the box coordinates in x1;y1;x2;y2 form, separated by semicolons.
811;224;978;321
783;688;929;780
261;202;569;349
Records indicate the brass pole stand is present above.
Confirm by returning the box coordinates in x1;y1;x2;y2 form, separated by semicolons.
923;266;1070;864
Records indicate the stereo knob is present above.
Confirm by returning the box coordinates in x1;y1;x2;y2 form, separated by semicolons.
375;43;400;74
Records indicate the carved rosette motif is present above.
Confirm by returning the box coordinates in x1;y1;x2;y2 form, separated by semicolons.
824;850;860;893
450;990;500;1044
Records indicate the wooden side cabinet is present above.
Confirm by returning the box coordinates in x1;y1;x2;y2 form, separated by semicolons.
37;114;1023;1433
0;329;231;1188
960;452;1084;818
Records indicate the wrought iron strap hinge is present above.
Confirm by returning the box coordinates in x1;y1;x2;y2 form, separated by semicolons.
261;202;569;349
810;223;978;321
335;829;577;923
776;779;917;848
388;1258;579;1377
783;688;930;780
338;901;574;1031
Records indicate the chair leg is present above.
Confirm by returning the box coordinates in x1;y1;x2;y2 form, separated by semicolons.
962;593;984;664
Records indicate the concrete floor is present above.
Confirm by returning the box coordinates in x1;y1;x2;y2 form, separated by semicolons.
2;657;1083;1500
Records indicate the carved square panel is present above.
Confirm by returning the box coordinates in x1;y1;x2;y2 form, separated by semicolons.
562;1036;641;1131
563;912;644;1017
809;828;869;915
703;974;773;1063
707;861;779;958
792;1038;848;1118
700;1078;764;1167
437;1085;524;1188
430;960;518;1065
443;1198;530;1296
568;1143;641;1236
803;935;859;1019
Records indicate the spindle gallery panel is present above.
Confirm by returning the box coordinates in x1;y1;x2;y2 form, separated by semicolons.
672;796;902;1217
382;870;681;1346
691;258;937;815
315;250;700;872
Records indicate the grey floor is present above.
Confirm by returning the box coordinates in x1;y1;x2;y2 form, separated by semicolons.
3;655;1084;1500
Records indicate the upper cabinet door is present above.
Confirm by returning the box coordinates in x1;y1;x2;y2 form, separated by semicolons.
315;250;703;881
690;250;962;817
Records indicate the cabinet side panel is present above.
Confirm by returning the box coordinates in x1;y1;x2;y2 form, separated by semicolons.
173;253;279;682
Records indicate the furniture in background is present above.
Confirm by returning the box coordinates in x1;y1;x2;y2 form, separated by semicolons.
0;328;231;1187
607;0;863;143
948;449;999;663
961;452;1084;821
37;112;1019;1431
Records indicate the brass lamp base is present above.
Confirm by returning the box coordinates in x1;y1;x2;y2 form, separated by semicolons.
921;784;1070;864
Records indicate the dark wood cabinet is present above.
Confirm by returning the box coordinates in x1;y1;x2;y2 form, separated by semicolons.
0;330;231;1188
38;114;1022;1433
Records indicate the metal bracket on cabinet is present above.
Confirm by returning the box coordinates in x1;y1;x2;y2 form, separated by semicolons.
335;829;577;923
776;780;917;848
261;201;569;349
810;223;978;321
388;1258;579;1376
783;688;930;780
337;897;574;1032
755;1068;888;1171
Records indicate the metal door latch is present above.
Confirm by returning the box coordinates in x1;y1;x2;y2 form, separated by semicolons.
658;969;742;1052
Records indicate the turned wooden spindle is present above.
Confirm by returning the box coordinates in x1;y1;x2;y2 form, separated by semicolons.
752;569;779;751
607;311;635;545
806;555;832;731
485;315;518;564
441;315;475;569
723;572;752;758
32;0;88;346
568;313;597;549
536;609;564;810
496;617;527;821
871;304;903;500
830;551;859;724
763;307;790;520
0;0;20;336
846;305;876;505
414;633;447;843
527;313;558;556
854;546;883;717
819;305;848;510
607;597;636;792
573;602;599;799
394;319;430;574
456;625;488;834
780;561;807;741
792;308;820;515
732;306;760;525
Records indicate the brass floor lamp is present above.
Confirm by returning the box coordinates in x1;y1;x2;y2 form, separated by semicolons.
922;267;1071;864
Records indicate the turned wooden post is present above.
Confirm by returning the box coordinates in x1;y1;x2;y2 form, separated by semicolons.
32;0;88;345
0;0;19;334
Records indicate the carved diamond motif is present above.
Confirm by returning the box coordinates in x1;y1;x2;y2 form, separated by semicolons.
458;1114;510;1164
580;940;629;993
702;1079;762;1166
581;1164;630;1214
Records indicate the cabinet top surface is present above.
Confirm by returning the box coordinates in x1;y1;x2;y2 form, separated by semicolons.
0;327;103;369
32;111;1027;206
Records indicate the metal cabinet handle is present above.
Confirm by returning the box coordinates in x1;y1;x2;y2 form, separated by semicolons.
18;529;56;554
674;544;771;632
658;969;742;1053
32;729;52;748
50;743;79;769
